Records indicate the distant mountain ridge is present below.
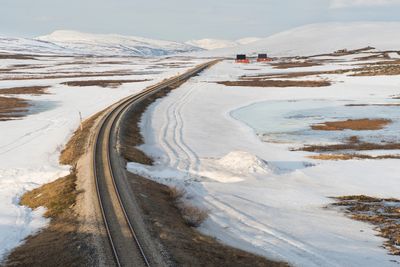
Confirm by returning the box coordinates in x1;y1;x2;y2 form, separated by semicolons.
195;22;400;57
0;30;203;56
185;37;261;50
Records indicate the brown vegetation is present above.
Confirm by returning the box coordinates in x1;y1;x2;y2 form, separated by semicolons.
271;61;321;69
20;170;78;218
299;136;400;152
309;153;400;160
331;195;400;255
61;79;149;88
311;119;392;131
346;103;400;107
351;64;400;76
0;53;35;60
59;112;102;166
217;80;331;88
0;86;50;95
0;96;30;121
0;70;139;81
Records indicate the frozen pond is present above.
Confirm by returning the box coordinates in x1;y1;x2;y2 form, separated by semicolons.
231;99;400;145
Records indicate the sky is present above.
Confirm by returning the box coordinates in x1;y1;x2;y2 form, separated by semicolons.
1;0;400;41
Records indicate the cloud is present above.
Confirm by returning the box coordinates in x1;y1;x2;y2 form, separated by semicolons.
330;0;400;9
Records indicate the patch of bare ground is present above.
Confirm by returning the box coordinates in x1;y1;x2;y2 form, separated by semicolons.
0;86;50;95
309;153;400;160
356;59;400;66
346;103;400;107
308;46;375;58
241;69;350;80
271;61;321;69
0;53;35;60
5;112;102;266
61;79;149;88
351;64;400;76
120;76;288;266
0;96;30;121
311;119;392;131
217;80;331;88
299;136;400;153
330;196;400;255
0;70;141;81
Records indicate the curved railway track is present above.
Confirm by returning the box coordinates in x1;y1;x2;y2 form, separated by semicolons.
92;60;219;267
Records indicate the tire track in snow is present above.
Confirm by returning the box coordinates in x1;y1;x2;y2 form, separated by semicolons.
203;194;338;267
158;84;200;176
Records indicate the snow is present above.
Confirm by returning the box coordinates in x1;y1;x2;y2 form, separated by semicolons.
0;56;205;260
128;59;400;266
192;22;400;57
0;30;202;56
186;37;261;50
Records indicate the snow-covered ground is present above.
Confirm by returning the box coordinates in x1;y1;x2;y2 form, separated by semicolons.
193;22;400;57
185;37;261;50
0;55;206;260
128;57;400;266
0;30;203;56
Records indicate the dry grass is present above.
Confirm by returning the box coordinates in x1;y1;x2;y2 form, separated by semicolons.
169;186;186;201
300;141;400;153
60;111;102;165
351;64;400;76
0;96;30;121
271;61;321;69
0;53;35;60
20;169;78;218
299;135;400;152
309;153;400;160
0;86;50;95
61;79;149;88
178;202;209;227
311;119;392;131
0;70;138;81
217;79;331;88
346;103;400;107
331;195;400;255
167;186;207;227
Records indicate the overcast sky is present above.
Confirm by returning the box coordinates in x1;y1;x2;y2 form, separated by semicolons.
1;0;400;41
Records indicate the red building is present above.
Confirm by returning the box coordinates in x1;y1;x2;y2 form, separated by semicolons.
235;54;250;63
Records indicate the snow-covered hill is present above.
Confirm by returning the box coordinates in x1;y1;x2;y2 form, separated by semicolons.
186;37;261;50
196;22;400;57
0;30;203;56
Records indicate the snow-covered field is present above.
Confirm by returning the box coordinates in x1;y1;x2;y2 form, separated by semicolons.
194;22;400;57
0;55;205;260
128;56;400;266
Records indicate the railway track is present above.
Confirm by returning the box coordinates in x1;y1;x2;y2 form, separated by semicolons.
92;60;219;267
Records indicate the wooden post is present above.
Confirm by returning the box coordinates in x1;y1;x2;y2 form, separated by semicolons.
79;111;83;131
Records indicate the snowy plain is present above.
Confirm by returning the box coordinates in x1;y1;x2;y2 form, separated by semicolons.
128;59;400;266
0;55;206;260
